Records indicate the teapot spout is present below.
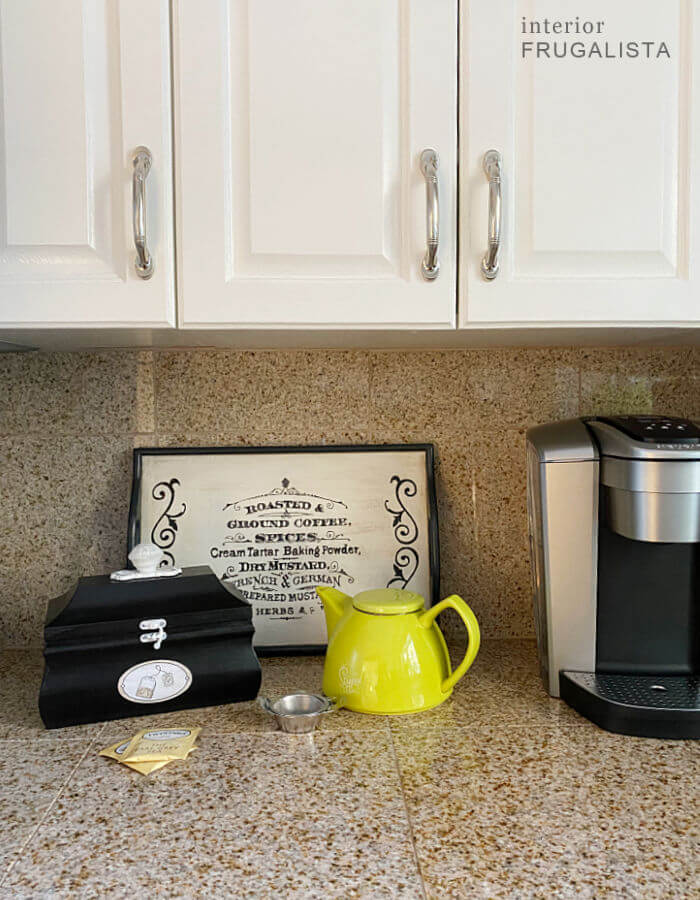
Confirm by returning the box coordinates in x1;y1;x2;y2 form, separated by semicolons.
315;586;351;639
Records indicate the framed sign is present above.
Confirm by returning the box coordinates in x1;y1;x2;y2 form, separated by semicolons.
127;445;439;654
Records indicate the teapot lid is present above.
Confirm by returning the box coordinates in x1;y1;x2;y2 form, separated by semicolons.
352;588;424;616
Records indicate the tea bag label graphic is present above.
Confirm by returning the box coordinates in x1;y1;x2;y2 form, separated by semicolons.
118;660;193;704
135;675;157;699
159;665;175;688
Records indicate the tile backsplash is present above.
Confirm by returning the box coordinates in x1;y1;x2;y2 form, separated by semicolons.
0;346;697;646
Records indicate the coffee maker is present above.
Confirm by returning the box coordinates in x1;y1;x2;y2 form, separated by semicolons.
526;415;699;738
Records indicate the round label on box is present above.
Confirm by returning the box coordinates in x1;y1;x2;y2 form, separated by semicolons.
117;660;192;704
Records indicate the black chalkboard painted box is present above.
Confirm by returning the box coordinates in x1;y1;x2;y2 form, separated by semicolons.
39;566;261;729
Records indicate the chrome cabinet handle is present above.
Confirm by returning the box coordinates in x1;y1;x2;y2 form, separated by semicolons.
420;148;439;280
132;147;154;279
481;150;502;280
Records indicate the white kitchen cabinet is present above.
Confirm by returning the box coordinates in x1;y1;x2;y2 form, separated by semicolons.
0;0;175;329
173;0;457;330
461;0;700;328
0;0;696;347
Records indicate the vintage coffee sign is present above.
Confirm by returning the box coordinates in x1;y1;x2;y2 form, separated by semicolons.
128;446;438;652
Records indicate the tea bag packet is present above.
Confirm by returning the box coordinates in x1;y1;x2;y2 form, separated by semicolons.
128;759;172;775
121;727;201;764
126;749;197;775
99;739;172;775
99;728;199;775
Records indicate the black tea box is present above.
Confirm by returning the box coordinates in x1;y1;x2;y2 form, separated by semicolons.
39;566;261;729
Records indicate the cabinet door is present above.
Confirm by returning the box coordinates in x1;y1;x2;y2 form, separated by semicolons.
0;0;175;328
174;1;456;329
462;0;700;326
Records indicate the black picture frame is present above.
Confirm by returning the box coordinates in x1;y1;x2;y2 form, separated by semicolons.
127;443;440;656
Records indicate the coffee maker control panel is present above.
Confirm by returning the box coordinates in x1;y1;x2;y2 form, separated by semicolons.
598;415;700;444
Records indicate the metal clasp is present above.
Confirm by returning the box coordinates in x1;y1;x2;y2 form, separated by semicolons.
139;618;167;650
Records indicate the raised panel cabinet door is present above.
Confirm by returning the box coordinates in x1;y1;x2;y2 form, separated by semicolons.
461;0;700;326
174;0;457;329
0;0;175;328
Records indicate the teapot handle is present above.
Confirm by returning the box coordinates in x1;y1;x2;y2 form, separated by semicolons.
418;595;481;693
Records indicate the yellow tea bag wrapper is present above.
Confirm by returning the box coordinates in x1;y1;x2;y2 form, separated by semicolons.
126;748;196;774
99;737;197;775
124;758;172;776
122;727;201;763
98;739;165;775
99;738;133;762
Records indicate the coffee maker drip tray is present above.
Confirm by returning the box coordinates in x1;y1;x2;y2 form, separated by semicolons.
560;671;700;739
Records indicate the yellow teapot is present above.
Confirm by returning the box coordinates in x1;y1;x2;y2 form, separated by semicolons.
315;586;480;715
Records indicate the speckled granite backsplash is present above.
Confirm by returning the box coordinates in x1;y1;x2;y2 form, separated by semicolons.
0;346;697;646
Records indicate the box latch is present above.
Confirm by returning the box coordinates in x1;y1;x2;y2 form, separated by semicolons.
139;618;167;650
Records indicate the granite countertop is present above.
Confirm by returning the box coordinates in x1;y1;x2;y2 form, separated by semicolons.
0;640;696;899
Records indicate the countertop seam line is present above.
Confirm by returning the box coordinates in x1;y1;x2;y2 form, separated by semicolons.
389;728;429;900
0;722;108;888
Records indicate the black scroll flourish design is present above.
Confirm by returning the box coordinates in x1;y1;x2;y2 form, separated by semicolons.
327;561;355;583
150;478;187;566
385;475;420;590
384;476;418;545
222;478;347;513
387;547;419;591
324;531;350;542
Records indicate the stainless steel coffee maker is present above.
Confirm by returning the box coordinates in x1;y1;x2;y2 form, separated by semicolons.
526;416;699;738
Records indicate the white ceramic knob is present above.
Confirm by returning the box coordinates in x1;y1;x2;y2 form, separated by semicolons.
128;542;166;576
